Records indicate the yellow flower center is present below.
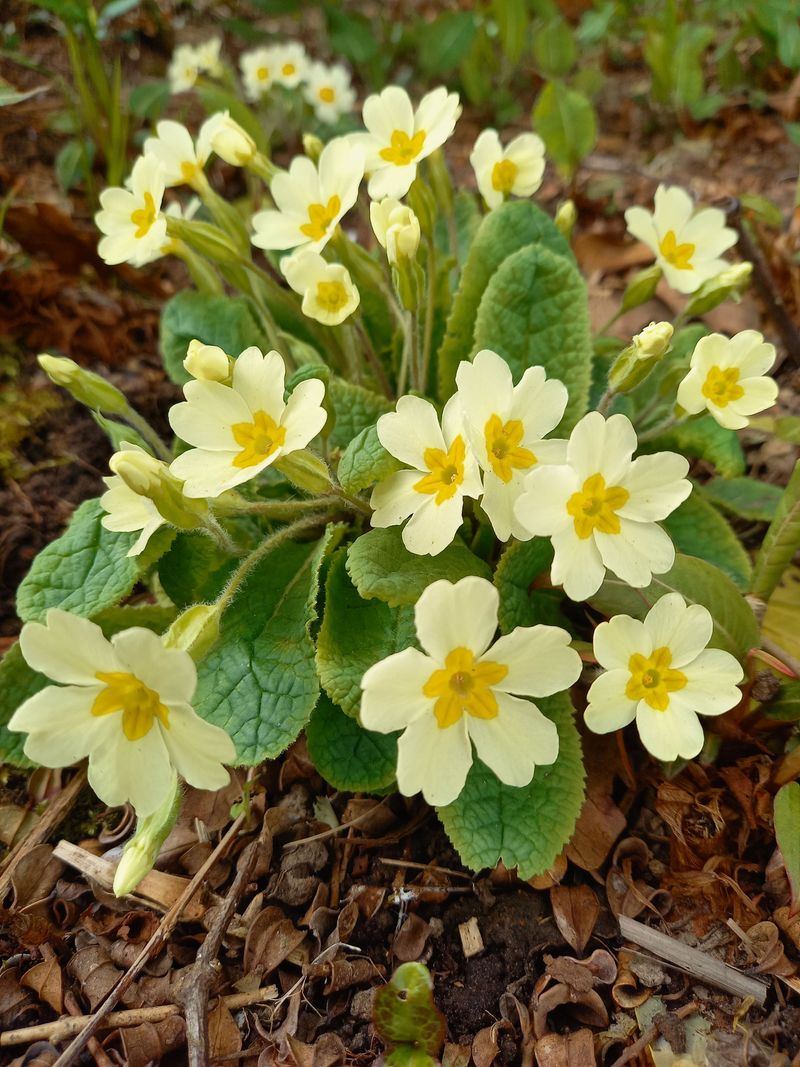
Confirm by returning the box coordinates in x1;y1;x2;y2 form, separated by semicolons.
130;191;157;239
566;473;630;540
92;671;170;741
379;129;427;166
484;414;536;483
231;409;287;469
300;194;342;242
319;86;335;103
315;279;349;313
257;65;269;81
491;158;518;193
413;435;466;505
701;365;744;408
180;160;198;183
282;62;296;76
423;647;508;728
625;646;687;712
659;229;695;270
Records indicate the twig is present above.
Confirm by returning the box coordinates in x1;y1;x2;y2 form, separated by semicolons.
378;858;473;881
0;987;277;1047
175;819;269;1067
618;915;768;1006
64;991;115;1067
0;769;86;901
282;801;388;848
608;999;701;1067
50;813;246;1067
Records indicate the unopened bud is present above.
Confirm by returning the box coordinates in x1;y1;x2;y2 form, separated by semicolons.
633;320;673;359
608;321;673;393
406;178;436;238
113;776;181;897
38;354;128;415
554;199;577;240
620;265;663;313
684;262;753;317
184;340;231;383
166;217;243;266
109;450;208;529
163;603;221;660
199;111;257;166
370;199;421;265
275;449;331;493
302;133;324;164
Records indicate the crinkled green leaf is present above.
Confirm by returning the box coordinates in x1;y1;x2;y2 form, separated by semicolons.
701;477;782;523
16;499;170;623
438;200;573;399
752;460;800;602
494;538;564;632
774;782;800;904
93;603;177;637
434;189;481;265
337;424;402;494
306;695;398;792
438;692;584;878
472;243;592;431
316;549;416;717
346;528;491;608
328;380;393;449
644;416;745;478
160;292;269;385
373;963;445;1056
663;491;752;591
532;82;597;176
590;553;759;658
194;527;343;763
158;532;236;609
0;643;46;767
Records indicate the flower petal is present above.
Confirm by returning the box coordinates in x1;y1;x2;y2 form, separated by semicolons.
9;685;103;767
618;452;690;522
584;669;638;733
595;519;675;588
401;493;464;556
377;395;445;468
488;625;580;697
414;576;499;661
396;713;472;806
680;648;743;715
110;628;196;704
593;614;650;669
281;377;327;451
88;724;175;816
232;347;285;418
642;594;712;667
19;610;120;685
160;703;236;790
636;699;705;761
550;525;606;601
361;647;436;732
468;691;558;786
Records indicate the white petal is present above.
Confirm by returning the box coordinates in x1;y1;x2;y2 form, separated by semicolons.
596;519;675;588
727;377;779;417
653;185;694;234
643;595;712;667
160;704;236;790
624;206;658;252
488;625;580;697
618;453;690;522
584;669;638;733
363;86;414;140
281;377;327;451
20;610;120;685
232;347;285;418
9;686;101;766
367;163;418;201
480;472;521;542
370;470;425;527
377;395;445;468
731;333;776;378
468;691;558;786
396;713;472;806
514;464;577;536
401;493;464;556
509;370;568;437
110;628;196;704
414;576;499;661
593;613;650;669
680;648;744;715
170;447;260;498
251;209;306;251
636;699;705;762
88;725;175;816
360;647;436;732
550;526;606;601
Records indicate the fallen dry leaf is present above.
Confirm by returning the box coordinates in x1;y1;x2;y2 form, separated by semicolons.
550;885;600;955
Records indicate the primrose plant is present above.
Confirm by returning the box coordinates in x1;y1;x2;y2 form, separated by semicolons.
3;34;796;896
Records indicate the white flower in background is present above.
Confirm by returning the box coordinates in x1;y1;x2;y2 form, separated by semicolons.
370;198;421;264
197;111;257;167
195;36;223;77
585;594;743;761
358;85;461;199
272;42;307;88
281;250;359;326
143;120;210;189
456;350;568;542
304;61;356;123
169;346;327;497
370;395;482;556
677;330;778;430
624;185;737;294
515;412;691;602
8;610;235;817
361;577;580;806
100;444;167;557
251;137;363;254
95;155;167;267
168;44;200;93
184;339;231;382
469;129;546;210
240;45;278;100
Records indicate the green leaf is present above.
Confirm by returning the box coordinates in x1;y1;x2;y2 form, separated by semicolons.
752;461;800;602
774;783;800;904
128;79;170;119
55;138;93;192
92;603;176;636
337;424;402;495
590;553;759;658
16;499;164;623
764;681;800;722
532;81;597;177
438;200;573;400
663;491;752;591
644;416;745;478
472;243;592;431
701;477;782;523
316;549;416;717
494;539;564;632
306;695;398;792
433;189;481;266
194;528;342;764
438;692;584;878
0;83;47;107
325;7;379;64
158;532;236;609
533;19;577;77
373;963;446;1056
419;11;477;75
160;292;269;385
0;644;46;767
91;411;150;454
327;380;393;449
346;528;491;608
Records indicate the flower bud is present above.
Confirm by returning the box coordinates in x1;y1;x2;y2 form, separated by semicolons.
608;321;673;394
620;265;663;313
38;354;129;415
163;604;221;660
554;199;577;239
274;449;332;493
370;199;421;266
113;775;181;897
632;320;673;359
109;450;208;529
302;133;324;164
200;111;257;166
184;340;231;383
683;262;753;317
166;217;243;266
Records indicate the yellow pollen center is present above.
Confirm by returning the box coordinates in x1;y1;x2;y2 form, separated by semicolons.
319;86;335;103
231;409;287;469
180;160;198;182
423;647;509;728
625;646;687;712
491;158;518;193
300;194;342;242
701;365;744;408
315;279;349;313
484;414;536;483
413;435;466;505
130;191;157;239
379;129;427;166
282;62;296;76
566;473;630;539
659;229;695;270
257;66;269;81
91;671;169;741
